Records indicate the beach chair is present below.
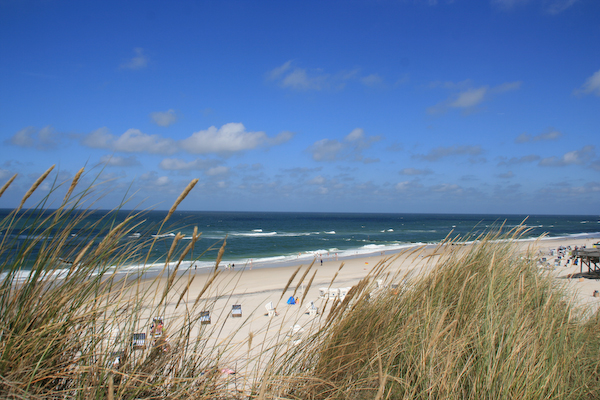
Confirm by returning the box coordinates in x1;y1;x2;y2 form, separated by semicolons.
339;287;351;301
265;301;278;317
287;324;305;345
307;301;318;316
200;311;211;325
319;288;328;299
132;333;146;350
376;279;384;288
151;317;164;338
231;304;242;318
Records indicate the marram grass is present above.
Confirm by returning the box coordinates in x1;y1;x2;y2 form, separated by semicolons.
2;169;600;399
269;229;600;400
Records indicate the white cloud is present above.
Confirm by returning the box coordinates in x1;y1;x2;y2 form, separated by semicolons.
159;158;219;171
206;166;229;176
496;154;541;166
361;74;383;87
308;175;326;185
545;0;578;14
400;168;432;176
432;183;462;193
82;127;113;148
515;128;562;143
82;128;177;154
574;68;600;96
181;123;271;154
114;129;177;154
140;171;170;186
9;127;36;147
308;139;345;162
497;171;515;179
121;47;148;70
150;109;178;127
307;128;380;162
428;81;521;114
8;126;61;149
414;145;483;161
99;155;140;167
268;61;380;92
539;145;595;167
491;0;578;14
449;86;488;108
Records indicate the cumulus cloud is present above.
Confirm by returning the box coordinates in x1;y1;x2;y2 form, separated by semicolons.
307;128;381;162
496;154;541;166
428;81;521;114
139;171;170;186
539;145;595;167
400;168;432;176
268;61;330;91
121;48;148;70
361;74;383;87
159;157;220;171
181;123;291;154
82;128;177;154
515;128;562;143
150;109;178;127
413;145;483;162
206;166;229;176
491;0;577;14
308;175;326;185
99;155;140;167
7;126;61;150
574;68;600;96
83;123;291;157
268;61;381;91
497;171;515;179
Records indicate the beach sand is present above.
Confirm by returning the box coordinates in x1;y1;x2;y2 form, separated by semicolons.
126;235;600;380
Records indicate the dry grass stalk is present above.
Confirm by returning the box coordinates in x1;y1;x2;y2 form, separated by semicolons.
17;165;55;212
0;173;17;200
300;270;318;306
63;167;84;204
279;264;303;302
175;275;195;309
164;178;198;224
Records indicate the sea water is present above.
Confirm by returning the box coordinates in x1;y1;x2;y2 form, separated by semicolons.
1;209;598;279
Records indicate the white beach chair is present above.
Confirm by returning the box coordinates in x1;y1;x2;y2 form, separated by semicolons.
287;324;305;345
200;311;211;325
339;287;351;301
319;287;328;299
132;333;146;350
328;288;339;299
306;301;318;316
231;304;242;318
265;302;278;317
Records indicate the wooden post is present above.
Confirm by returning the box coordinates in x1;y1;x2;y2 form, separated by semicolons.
108;373;114;400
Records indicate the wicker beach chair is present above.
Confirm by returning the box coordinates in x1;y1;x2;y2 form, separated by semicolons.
200;311;211;325
231;304;242;318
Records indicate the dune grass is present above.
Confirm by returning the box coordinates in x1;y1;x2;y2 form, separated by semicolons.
2;169;600;399
268;228;600;399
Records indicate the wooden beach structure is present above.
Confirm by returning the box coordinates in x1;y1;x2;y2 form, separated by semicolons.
574;247;600;275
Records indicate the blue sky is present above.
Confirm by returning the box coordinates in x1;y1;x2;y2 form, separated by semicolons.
1;0;599;214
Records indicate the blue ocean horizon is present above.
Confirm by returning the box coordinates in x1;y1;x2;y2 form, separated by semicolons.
2;209;599;277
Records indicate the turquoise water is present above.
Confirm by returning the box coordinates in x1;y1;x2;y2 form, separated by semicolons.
1;209;599;276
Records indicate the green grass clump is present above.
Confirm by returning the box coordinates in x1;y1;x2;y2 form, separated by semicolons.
271;229;600;399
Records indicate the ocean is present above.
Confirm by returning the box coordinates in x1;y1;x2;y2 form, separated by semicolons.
1;209;599;278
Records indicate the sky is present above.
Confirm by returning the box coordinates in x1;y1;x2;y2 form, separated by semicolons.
0;0;599;215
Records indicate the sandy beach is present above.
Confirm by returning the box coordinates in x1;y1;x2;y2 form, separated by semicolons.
125;235;600;379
